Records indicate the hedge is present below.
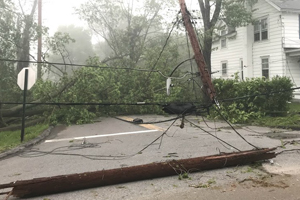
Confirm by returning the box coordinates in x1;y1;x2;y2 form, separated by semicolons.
210;74;293;123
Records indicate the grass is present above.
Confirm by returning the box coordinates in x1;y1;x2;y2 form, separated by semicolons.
288;102;300;113
253;102;300;128
0;124;49;153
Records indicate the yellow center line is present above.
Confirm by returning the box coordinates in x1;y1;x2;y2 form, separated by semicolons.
117;116;165;132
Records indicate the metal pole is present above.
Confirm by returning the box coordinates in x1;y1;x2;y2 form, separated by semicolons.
21;69;29;142
37;0;42;79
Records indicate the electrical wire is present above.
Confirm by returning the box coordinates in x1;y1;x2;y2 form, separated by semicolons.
219;87;300;102
138;118;178;152
276;149;300;156
144;17;179;79
214;105;259;150
169;58;195;77
0;58;194;80
20;118;179;160
115;116;182;124
214;119;232;150
1;101;211;108
1;102;161;106
184;118;241;151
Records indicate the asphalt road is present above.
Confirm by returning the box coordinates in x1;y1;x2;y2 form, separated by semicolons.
1;115;300;200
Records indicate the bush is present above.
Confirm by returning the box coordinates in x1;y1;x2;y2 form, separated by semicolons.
210;74;293;123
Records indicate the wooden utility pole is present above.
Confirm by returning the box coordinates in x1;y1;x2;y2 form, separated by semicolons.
37;0;42;79
0;148;276;198
178;0;216;102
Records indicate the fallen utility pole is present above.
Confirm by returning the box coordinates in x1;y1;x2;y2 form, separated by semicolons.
178;0;216;102
0;148;276;198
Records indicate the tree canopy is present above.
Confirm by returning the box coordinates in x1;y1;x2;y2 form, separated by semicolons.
197;0;254;73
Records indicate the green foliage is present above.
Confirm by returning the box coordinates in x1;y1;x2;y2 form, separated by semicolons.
211;74;293;123
254;115;300;128
178;172;190;180
0;124;48;153
30;55;200;125
221;0;255;27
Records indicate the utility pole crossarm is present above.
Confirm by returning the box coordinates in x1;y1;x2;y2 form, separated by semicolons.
178;0;216;102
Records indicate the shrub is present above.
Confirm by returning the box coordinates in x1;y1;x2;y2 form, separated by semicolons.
210;74;293;123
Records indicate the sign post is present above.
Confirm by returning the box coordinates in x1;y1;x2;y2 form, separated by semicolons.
17;67;37;142
20;69;28;142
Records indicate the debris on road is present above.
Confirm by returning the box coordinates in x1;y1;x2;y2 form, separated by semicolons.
0;148;276;198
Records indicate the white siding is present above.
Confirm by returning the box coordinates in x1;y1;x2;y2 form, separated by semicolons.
285;56;300;98
286;56;300;85
282;13;300;48
252;0;284;78
211;28;245;79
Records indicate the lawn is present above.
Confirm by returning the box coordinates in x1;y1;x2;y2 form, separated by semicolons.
253;102;300;128
0;124;49;153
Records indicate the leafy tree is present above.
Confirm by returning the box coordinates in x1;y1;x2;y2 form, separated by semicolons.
77;0;194;102
47;25;94;65
77;0;176;67
197;0;254;74
44;25;94;80
0;0;47;128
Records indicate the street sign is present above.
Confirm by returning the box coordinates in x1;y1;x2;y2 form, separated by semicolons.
17;67;36;90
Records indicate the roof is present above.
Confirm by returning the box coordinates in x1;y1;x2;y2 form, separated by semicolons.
267;0;300;12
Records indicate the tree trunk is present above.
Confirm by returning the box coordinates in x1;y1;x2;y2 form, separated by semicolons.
0;118;45;132
1;78;76;118
198;0;222;75
203;34;212;74
0;103;7;128
16;0;38;73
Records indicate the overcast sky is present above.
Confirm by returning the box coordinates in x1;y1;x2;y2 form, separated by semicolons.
41;0;199;35
43;0;88;34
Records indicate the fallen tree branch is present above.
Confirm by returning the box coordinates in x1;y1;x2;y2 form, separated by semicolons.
2;79;77;118
0;118;45;132
0;148;276;198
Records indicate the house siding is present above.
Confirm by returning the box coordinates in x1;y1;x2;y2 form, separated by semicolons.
286;56;300;85
285;56;300;98
252;0;284;78
211;0;285;80
211;29;244;79
211;0;300;99
282;13;300;48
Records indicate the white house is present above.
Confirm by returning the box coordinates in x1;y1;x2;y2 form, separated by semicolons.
211;0;300;97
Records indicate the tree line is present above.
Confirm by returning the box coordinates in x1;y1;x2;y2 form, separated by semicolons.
0;0;258;129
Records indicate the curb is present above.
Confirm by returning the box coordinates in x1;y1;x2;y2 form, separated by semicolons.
0;126;54;160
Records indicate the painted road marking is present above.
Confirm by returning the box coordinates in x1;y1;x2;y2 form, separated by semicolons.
117;116;165;131
45;129;158;143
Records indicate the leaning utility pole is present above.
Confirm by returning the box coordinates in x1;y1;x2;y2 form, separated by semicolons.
37;0;42;79
178;0;216;102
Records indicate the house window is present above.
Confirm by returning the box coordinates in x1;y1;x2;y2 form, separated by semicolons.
220;29;227;48
221;38;227;48
261;58;269;79
221;62;227;75
254;18;268;41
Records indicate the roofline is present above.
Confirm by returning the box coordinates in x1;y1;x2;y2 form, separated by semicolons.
265;0;280;11
265;0;300;12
